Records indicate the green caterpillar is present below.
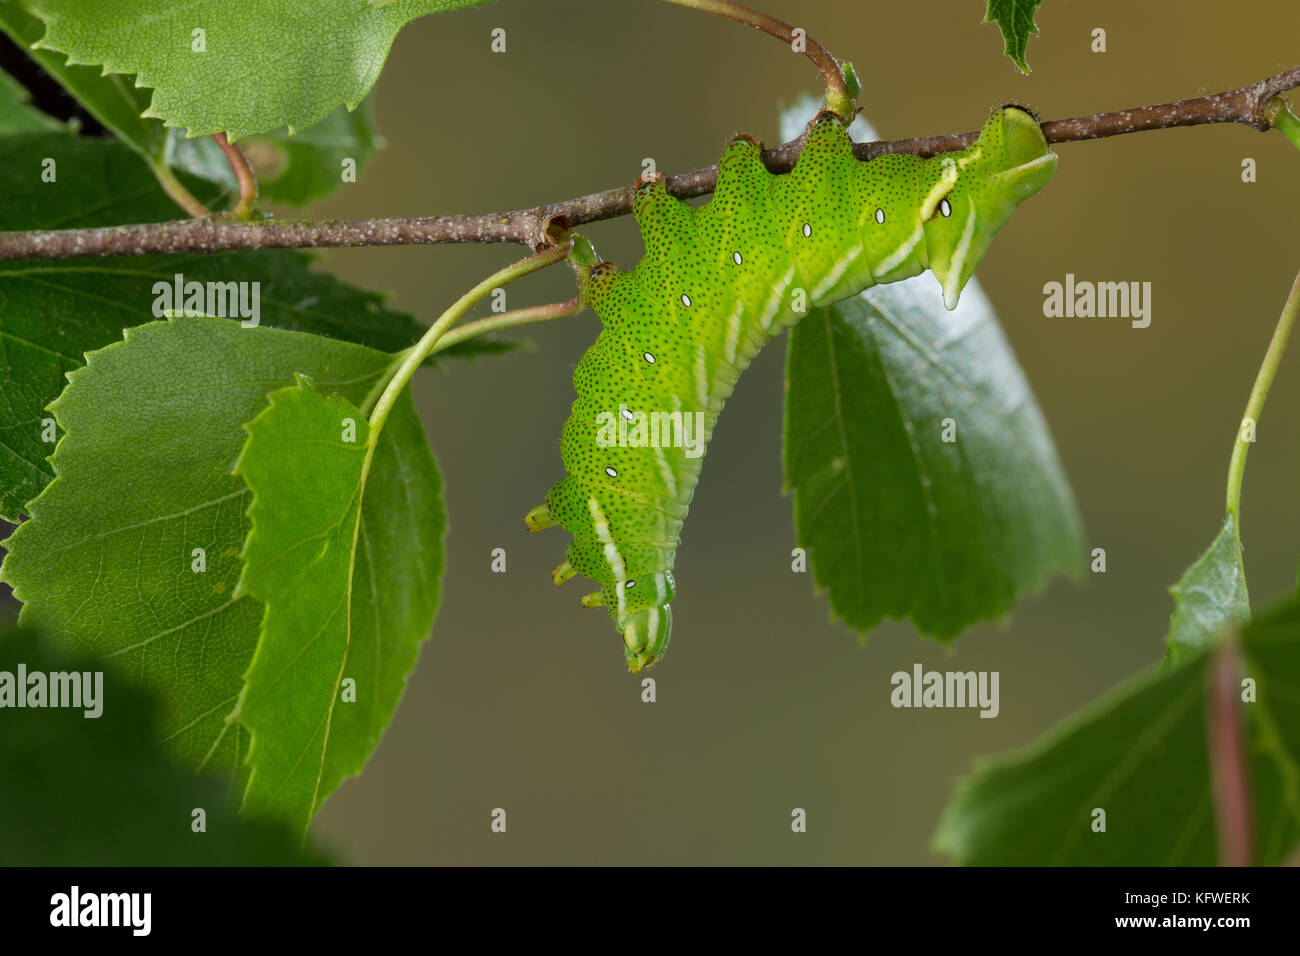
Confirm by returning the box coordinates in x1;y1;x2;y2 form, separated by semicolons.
526;106;1057;672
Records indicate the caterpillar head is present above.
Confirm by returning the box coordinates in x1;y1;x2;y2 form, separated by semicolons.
922;106;1057;310
604;570;675;673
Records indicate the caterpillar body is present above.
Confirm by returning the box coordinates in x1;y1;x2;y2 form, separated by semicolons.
525;107;1057;672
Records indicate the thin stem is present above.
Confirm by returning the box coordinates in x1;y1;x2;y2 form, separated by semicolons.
431;296;585;353
1265;97;1300;151
1225;265;1300;521
659;0;852;117
213;132;258;219
364;244;573;430
1;65;1297;261
1207;640;1253;867
150;161;211;218
357;292;585;415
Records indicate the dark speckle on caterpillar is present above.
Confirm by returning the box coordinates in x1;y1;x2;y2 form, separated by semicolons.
525;107;1057;672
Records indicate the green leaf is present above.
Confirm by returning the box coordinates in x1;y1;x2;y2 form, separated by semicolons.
776;98;1082;641
0;131;221;521
934;598;1300;865
233;377;443;834
783;279;1085;640
26;0;493;140
2;5;379;207
0;132;447;521
0;66;64;133
163;100;383;208
936;652;1217;864
983;0;1043;73
0;626;330;865
0;4;163;158
1240;601;1300;863
0;131;212;231
1165;514;1250;666
253;100;384;206
0;317;394;777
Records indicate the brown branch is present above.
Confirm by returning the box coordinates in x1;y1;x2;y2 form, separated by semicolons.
1;66;1296;262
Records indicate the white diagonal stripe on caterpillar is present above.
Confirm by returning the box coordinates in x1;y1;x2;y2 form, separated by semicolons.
811;241;863;302
758;264;797;331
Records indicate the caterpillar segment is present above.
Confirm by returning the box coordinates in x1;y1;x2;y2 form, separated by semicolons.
527;106;1056;672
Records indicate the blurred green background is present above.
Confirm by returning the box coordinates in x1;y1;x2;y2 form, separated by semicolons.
14;0;1300;865
303;0;1300;864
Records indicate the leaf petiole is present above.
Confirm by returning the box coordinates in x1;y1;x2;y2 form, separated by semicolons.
149;160;211;218
1225;266;1300;523
657;0;854;119
360;242;573;428
213;132;259;219
1265;97;1300;153
430;295;584;355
